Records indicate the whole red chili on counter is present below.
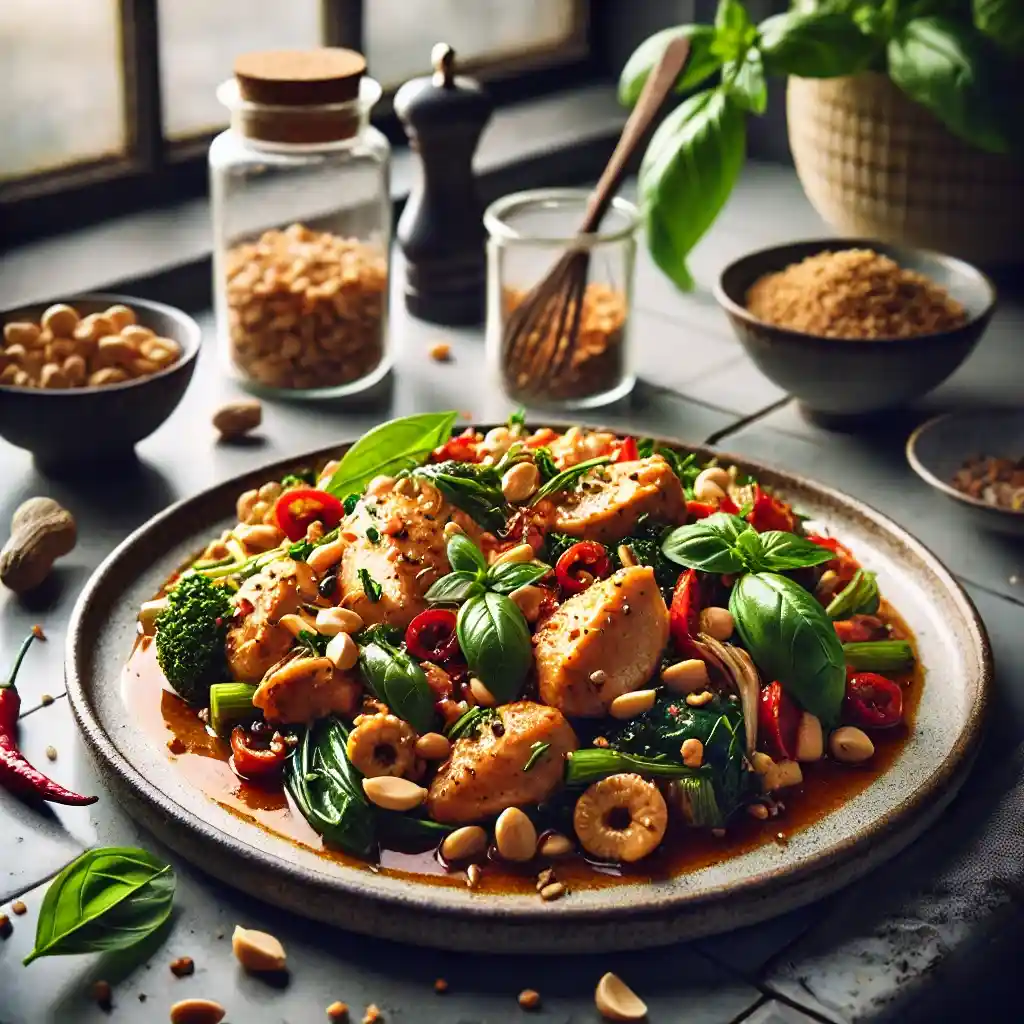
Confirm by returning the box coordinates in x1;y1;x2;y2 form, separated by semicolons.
230;725;287;779
668;568;704;658
273;488;345;542
844;671;903;729
758;681;801;760
555;542;611;595
405;608;460;663
0;628;98;806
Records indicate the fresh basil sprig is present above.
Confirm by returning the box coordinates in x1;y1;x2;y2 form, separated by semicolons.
486;560;550;595
23;848;175;965
359;640;436;733
754;530;835;572
729;572;846;726
826;569;880;620
324;412;458;498
530;455;612;504
447;533;488;574
457;591;533;703
424;571;483;604
426;534;551;604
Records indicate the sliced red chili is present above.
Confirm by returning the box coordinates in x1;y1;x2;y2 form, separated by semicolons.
834;615;886;644
844;671;903;729
273;488;345;542
614;436;639;463
808;534;861;583
555;541;611;595
405;608;460;663
747;486;798;533
432;428;481;463
504;508;547;555
669;568;705;658
758;681;801;760
230;725;287;779
687;496;739;521
525;428;559;449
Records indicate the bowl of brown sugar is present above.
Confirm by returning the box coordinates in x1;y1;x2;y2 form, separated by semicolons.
714;240;996;419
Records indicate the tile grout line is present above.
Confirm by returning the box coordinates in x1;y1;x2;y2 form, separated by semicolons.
704;397;794;446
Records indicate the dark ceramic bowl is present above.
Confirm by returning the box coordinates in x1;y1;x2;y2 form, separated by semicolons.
0;293;200;469
907;410;1024;537
714;239;996;417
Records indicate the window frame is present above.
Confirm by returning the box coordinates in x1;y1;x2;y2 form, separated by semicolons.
2;0;605;246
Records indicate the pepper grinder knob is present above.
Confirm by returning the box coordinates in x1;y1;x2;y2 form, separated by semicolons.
395;43;494;326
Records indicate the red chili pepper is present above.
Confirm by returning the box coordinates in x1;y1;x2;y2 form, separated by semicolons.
687;497;739;521
669;569;704;658
0;629;98;806
844;672;903;729
432;428;481;463
758;681;801;760
555;542;611;595
808;534;861;583
834;615;886;644
747;486;798;533
273;488;346;542
230;725;287;779
614;436;639;463
525;428;559;449
405;608;460;663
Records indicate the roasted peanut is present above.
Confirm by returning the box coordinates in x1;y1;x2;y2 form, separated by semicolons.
103;304;136;330
39;363;70;389
441;825;487;862
0;497;76;593
661;658;710;694
74;314;115;343
3;322;39;347
95;336;136;368
88;367;129;386
120;324;154;345
231;925;286;973
362;776;428;811
494;807;538;862
501;462;540;503
830;726;874;764
700;607;734;641
41;303;79;337
509;584;545;623
213;399;262;441
169;999;226;1024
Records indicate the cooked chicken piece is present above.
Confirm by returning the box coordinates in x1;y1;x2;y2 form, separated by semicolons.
534;566;669;717
338;481;482;629
549;456;686;543
252;655;361;724
427;701;577;824
226;558;320;682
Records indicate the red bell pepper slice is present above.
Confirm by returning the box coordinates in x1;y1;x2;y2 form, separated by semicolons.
555;542;611;595
273;488;345;543
669;568;705;658
614;436;639;463
230;725;287;779
747;486;798;533
844;671;903;729
405;608;460;663
758;681;801;760
687;496;739;521
432;428;481;463
808;534;861;583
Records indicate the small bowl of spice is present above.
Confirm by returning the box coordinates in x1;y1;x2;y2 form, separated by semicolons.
714;240;996;420
0;293;200;469
907;410;1024;536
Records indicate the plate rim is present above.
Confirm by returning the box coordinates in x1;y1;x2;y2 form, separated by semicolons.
64;425;992;933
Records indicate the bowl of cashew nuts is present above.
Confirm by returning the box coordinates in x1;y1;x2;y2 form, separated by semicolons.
0;292;200;469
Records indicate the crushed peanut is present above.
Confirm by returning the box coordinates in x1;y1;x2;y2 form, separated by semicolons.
428;341;452;362
1;302;182;390
170;956;195;977
0;913;12;939
362;1004;383;1024
433;978;449;994
11;900;26;915
539;881;566;901
518;989;542;1011
45;745;57;761
224;223;386;391
326;1002;349;1022
685;690;714;707
745;249;966;339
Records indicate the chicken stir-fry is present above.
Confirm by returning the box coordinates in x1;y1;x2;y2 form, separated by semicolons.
145;414;917;891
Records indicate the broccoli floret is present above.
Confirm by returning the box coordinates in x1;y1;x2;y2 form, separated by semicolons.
154;573;233;705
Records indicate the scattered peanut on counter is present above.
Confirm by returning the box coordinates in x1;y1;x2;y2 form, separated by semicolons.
1;302;182;389
212;399;262;441
231;925;287;973
0;497;77;594
224;223;387;391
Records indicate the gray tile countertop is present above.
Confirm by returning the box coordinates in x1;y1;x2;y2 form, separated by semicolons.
2;163;1024;1023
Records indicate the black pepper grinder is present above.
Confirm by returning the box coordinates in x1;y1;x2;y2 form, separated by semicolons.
395;43;493;326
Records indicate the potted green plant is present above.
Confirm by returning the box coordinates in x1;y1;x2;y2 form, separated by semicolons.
621;0;1024;282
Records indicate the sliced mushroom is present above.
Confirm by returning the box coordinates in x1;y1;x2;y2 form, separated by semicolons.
693;634;759;754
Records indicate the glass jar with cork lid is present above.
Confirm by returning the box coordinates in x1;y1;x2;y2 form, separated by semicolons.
209;48;391;397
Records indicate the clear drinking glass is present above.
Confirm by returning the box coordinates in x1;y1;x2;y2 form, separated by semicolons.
209;75;391;398
484;188;638;409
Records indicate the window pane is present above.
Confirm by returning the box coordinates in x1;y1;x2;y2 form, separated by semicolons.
0;0;124;183
366;0;580;86
159;0;322;139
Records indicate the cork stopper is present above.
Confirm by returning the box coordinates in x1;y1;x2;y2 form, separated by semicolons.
229;48;371;144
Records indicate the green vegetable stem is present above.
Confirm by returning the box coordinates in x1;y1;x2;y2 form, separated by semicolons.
621;0;1023;290
24;847;175;965
843;640;915;673
208;683;259;735
565;748;704;787
826;569;880;620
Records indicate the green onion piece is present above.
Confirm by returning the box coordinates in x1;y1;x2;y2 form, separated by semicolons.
826;569;880;620
209;683;259;735
564;748;703;787
842;640;914;673
522;741;550;772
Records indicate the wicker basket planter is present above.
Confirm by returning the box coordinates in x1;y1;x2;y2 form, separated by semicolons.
787;72;1024;265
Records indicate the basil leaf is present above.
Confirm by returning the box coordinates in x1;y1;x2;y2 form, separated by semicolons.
359;641;436;733
733;527;764;568
424;570;482;604
760;10;879;78
639;86;747;291
486;560;551;594
324;412;458;498
729;572;845;726
826;569;880;619
533;447;559;482
974;0;1024;55
358;568;382;603
661;512;752;573
456;592;532;703
725;46;767;115
531;456;612;504
447;533;488;574
413;462;511;533
888;17;1010;154
24;847;175;964
754;531;836;571
713;0;757;62
618;24;722;107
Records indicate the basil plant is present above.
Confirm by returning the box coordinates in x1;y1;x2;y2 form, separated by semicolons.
622;0;1024;290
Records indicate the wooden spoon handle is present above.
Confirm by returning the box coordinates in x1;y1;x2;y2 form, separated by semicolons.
579;36;691;236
